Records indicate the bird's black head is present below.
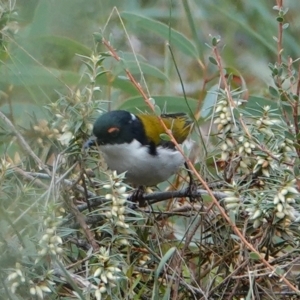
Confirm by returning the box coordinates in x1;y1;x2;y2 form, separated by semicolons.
90;110;148;146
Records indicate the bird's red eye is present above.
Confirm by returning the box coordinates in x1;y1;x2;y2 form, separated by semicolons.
108;127;119;137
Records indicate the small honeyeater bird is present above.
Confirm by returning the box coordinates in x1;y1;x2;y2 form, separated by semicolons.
85;110;192;186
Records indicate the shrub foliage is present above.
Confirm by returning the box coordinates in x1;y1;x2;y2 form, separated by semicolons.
0;1;300;299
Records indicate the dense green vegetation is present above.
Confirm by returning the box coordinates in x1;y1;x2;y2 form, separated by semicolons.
1;0;300;299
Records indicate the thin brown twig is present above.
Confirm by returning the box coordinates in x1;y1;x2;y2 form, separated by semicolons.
205;259;250;299
66;198;99;251
134;266;204;298
170;208;204;299
294;63;300;158
199;245;241;280
26;171;98;199
13;167;49;189
296;63;300;98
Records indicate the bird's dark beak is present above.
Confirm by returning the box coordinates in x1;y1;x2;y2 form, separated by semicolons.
83;136;97;150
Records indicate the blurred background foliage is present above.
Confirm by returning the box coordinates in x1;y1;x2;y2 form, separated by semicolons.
1;0;299;125
1;0;300;299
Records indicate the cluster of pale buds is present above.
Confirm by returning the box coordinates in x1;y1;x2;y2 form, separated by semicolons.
255;106;281;137
245;179;299;228
273;180;299;220
103;171;129;231
7;263;25;294
237;136;255;156
253;155;274;177
245;195;267;229
213;99;234;133
33;119;60;146
94;285;107;300
220;138;235;161
29;283;52;299
237;157;253;175
279;138;296;163
93;247;122;300
223;190;240;213
138;254;151;268
36;216;63;260
214;97;243;134
7;264;53;299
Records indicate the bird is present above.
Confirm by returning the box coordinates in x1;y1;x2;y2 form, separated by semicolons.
85;110;192;187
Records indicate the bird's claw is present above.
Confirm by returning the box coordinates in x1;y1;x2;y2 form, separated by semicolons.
185;181;199;202
127;186;146;208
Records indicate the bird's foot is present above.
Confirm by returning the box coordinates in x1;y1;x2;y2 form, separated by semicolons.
127;185;146;208
184;162;201;202
185;180;199;202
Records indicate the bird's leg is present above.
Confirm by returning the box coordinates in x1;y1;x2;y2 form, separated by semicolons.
184;162;198;202
128;185;146;208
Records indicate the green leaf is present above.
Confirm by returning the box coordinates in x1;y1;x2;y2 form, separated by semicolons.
228;210;236;225
32;35;92;57
201;85;217;118
95;70;108;80
155;247;176;278
114;60;169;81
209;56;218;65
282;23;289;29
97;75;139;95
161;287;171;300
269;86;279;97
149;97;156;106
118;95;198;114
245;96;278;113
276;16;284;23
211;36;219;46
160;133;171;141
232;108;241;119
93;32;103;43
249;252;261;260
0;64;83;87
121;12;198;59
274;266;285;276
294;159;300;176
154;104;161;115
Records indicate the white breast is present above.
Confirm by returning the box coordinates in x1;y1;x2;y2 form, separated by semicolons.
100;140;185;186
